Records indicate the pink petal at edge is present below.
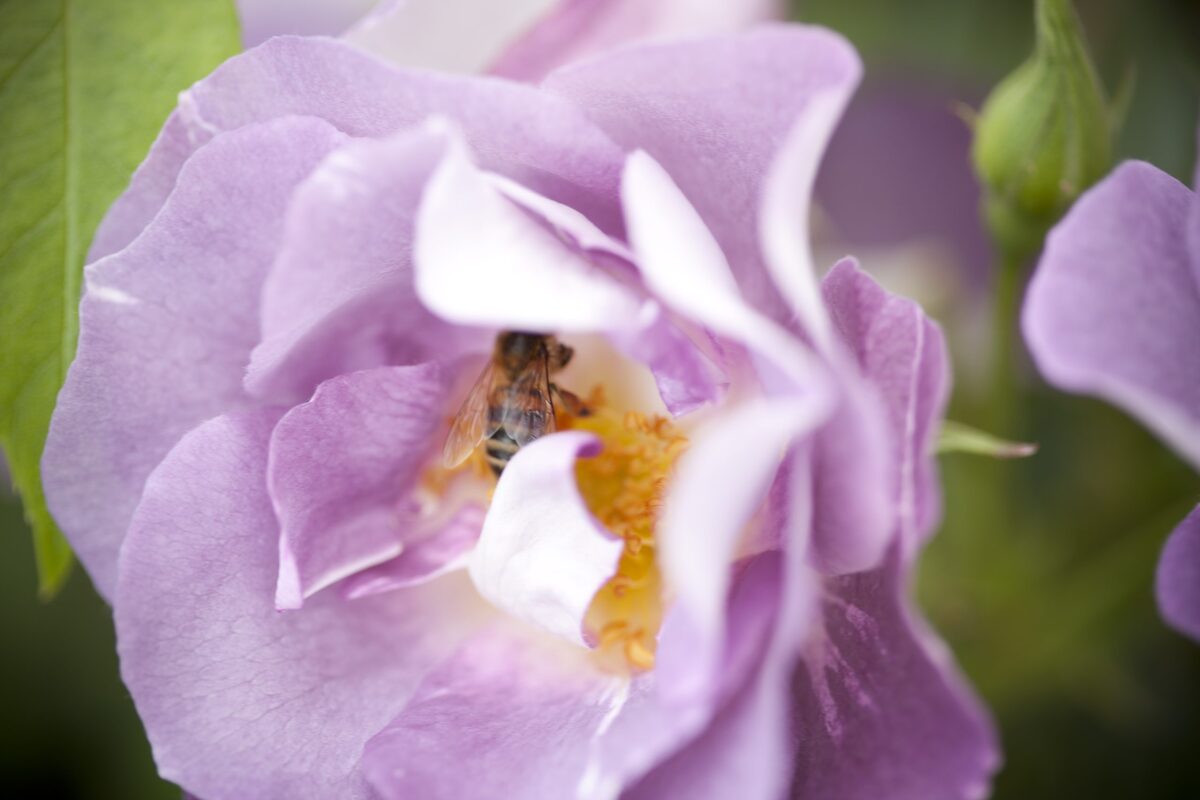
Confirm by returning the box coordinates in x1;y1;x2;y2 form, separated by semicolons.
115;409;490;800
268;364;456;609
42;118;346;598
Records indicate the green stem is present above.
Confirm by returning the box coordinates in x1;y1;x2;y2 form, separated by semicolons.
987;247;1026;436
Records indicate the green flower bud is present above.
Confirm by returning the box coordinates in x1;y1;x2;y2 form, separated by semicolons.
971;0;1113;263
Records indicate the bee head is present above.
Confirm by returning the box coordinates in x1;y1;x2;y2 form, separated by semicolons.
495;331;545;376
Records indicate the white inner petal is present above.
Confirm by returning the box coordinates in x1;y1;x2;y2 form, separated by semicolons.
468;432;624;647
415;138;645;333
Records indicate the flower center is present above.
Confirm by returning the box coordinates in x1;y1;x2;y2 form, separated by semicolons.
566;392;688;673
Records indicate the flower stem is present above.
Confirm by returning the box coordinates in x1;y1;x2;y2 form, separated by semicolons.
987;246;1027;436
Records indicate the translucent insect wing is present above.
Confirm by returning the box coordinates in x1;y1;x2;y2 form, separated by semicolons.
442;362;500;467
498;352;556;447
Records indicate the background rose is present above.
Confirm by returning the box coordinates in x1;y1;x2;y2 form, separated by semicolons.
1024;141;1200;642
236;0;781;78
40;25;994;800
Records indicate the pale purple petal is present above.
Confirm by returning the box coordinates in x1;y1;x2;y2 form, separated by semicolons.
90;36;625;262
623;488;817;800
1157;506;1200;642
481;169;725;415
493;0;782;82
115;410;489;800
343;505;485;600
909;301;952;538
591;552;793;797
1193;129;1200;288
492;173;630;255
791;546;998;800
364;624;624;800
269;364;454;609
606;303;727;416
236;0;379;46
246;127;478;404
415;139;645;333
822;258;951;546
343;0;560;74
759;65;861;354
657;396;828;693
624;635;792;800
1023;161;1200;470
468;432;623;646
547;25;861;321
621;150;830;395
800;368;893;575
42;117;346;599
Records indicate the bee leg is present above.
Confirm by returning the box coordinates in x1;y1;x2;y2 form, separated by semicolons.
550;343;574;371
551;383;591;417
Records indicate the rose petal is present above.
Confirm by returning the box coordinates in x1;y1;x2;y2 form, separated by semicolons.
115;409;489;800
623;635;793;800
246;127;478;404
657;396;828;697
791;546;999;800
760;71;860;354
236;0;378;46
364;624;625;800
630;454;818;800
547;25;861;321
821;258;950;551
587;552;792;798
415;140;645;333
269;364;454;609
1157;505;1200;642
799;369;893;575
90;36;625;262
620;150;829;395
606;303;727;416
468;432;623;647
487;171;635;263
1192;132;1200;287
42;117;346;599
343;505;486;600
1023;161;1200;470
493;0;782;82
343;0;560;74
478;173;725;415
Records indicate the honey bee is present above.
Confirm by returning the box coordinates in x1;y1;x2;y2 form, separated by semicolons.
443;331;588;476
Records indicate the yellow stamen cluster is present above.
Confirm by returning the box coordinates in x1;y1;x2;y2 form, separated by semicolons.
567;394;687;673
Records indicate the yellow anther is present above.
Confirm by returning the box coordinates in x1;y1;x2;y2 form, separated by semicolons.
598;620;630;648
609;576;633;598
624;634;656;672
569;393;687;674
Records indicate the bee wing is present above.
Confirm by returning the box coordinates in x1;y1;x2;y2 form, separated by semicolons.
499;351;556;447
442;362;501;468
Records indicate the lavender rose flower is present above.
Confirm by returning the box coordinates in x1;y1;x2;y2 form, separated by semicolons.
237;0;780;79
1024;137;1200;642
44;25;996;799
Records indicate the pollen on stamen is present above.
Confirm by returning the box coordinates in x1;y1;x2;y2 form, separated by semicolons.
568;391;688;674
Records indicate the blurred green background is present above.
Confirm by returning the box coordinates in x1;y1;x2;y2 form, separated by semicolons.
2;0;1198;797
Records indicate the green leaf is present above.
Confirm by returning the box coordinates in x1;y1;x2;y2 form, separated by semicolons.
0;0;240;597
936;420;1039;460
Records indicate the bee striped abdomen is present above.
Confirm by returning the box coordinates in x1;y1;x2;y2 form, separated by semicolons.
485;429;521;476
486;384;552;477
